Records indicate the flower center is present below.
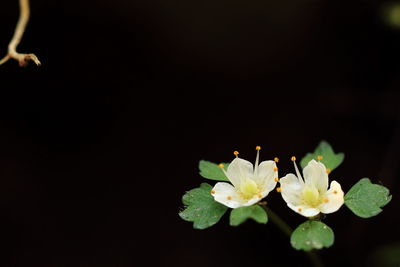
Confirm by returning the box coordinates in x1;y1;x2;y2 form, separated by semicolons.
302;186;322;208
239;178;259;200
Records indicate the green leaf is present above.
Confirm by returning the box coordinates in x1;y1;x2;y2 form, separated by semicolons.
229;205;268;226
291;220;334;251
344;178;392;218
300;140;344;171
199;160;230;181
179;183;228;229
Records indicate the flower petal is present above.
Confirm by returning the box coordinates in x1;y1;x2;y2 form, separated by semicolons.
318;181;344;214
254;160;277;193
226;158;253;188
287;203;320;217
211;182;243;208
279;173;303;206
303;160;329;193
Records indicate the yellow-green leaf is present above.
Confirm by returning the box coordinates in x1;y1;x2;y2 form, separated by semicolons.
199;160;229;181
300;140;344;171
291;220;334;251
229;205;268;226
344;178;392;218
179;183;228;229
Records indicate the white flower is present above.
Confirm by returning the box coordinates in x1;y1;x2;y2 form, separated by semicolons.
279;157;344;217
211;146;278;209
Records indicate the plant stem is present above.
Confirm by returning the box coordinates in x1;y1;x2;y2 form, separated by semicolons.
260;204;324;267
0;0;41;66
304;250;324;267
264;205;293;237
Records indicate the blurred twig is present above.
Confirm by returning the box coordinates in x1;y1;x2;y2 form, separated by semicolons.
0;0;41;67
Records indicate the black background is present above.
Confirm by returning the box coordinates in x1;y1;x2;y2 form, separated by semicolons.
1;0;400;266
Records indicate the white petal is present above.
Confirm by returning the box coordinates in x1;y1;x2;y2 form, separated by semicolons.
287;203;320;217
226;158;253;188
211;182;244;208
303;160;328;193
318;181;344;214
254;160;277;193
279;173;303;206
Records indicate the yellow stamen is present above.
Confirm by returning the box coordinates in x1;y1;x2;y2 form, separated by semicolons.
218;163;224;169
227;196;232;200
257;193;262;198
302;186;321;207
274;177;279;182
326;168;331;174
273;167;278;172
324;198;329;203
255;146;261;151
317;155;323;161
298;208;302;212
233;151;239;156
211;190;215;194
291;156;296;161
240;179;259;200
274;157;279;163
276;187;282;193
333;190;338;194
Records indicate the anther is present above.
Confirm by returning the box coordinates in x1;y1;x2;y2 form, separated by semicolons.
317;155;323;161
324;198;329;203
257;193;262;198
233;151;239;157
291;156;296;161
211;190;216;194
274;157;279;163
276;187;282;193
255;146;261;151
298;208;302;212
227;196;232;200
218;163;224;169
274;177;279;182
333;190;338;194
326;168;331;174
273;167;278;172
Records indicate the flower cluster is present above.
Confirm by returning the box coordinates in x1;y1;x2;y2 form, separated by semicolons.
211;146;344;217
180;142;391;252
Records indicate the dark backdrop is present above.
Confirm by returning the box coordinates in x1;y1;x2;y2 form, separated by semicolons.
1;0;400;266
